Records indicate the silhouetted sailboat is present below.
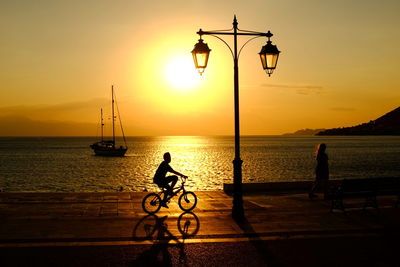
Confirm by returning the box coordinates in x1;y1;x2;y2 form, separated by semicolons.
90;86;128;156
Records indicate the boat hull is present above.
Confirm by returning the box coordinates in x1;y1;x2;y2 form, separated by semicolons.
93;147;127;157
90;142;127;157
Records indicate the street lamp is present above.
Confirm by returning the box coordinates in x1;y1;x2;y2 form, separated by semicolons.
191;16;280;220
259;31;280;76
191;38;211;76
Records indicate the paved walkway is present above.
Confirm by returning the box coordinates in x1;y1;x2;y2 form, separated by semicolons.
0;191;399;266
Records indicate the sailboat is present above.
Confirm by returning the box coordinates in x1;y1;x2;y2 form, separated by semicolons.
90;85;128;156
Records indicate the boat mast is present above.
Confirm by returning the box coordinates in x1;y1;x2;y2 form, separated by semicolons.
111;85;115;148
101;108;104;142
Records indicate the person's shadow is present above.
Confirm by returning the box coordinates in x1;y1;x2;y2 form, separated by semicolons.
235;215;281;266
131;212;200;266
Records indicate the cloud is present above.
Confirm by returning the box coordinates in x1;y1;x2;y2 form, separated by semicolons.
261;83;323;95
0;98;107;113
330;107;356;112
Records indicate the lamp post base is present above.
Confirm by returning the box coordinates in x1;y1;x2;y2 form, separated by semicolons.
232;158;244;221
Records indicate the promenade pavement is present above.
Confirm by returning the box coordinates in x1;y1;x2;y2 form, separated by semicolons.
0;191;399;266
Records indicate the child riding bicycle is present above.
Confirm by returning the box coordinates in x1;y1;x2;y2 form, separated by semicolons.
153;152;187;208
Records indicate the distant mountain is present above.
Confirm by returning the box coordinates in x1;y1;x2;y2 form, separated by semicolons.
283;128;326;136
317;107;400;135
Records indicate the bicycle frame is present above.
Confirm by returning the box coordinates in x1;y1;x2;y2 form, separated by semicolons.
158;177;187;202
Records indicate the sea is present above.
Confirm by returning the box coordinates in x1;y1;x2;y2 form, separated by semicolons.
0;136;400;192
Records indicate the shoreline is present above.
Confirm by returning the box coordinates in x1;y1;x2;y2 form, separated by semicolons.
1;178;398;194
0;180;341;194
223;180;342;194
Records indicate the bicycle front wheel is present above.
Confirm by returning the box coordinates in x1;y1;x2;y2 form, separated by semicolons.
178;212;200;237
142;193;162;214
178;191;197;211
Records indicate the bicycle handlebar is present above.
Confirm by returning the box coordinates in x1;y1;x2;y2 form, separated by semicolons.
180;176;188;184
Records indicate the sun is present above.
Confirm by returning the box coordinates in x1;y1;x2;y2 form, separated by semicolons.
164;55;201;90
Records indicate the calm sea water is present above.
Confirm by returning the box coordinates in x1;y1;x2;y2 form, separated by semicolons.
0;136;400;192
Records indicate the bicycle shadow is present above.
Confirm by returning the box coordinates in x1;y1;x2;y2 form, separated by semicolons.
131;212;200;266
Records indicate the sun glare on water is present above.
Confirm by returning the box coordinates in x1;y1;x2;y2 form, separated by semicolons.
164;55;201;91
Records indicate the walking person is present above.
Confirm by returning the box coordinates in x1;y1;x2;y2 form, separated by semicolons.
309;143;329;199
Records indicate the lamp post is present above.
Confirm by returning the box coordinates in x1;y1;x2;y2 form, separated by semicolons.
192;16;280;220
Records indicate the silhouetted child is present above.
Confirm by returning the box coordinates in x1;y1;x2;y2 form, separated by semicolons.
153;152;187;208
309;143;329;199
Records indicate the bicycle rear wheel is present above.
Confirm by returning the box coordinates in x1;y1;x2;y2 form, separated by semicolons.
178;191;197;211
132;214;158;241
142;193;162;214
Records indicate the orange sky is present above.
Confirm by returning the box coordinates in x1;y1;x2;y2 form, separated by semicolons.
1;0;400;136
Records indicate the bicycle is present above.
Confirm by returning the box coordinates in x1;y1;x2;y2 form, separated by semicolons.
142;176;197;214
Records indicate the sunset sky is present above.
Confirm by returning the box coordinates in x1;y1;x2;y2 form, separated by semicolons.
1;0;400;136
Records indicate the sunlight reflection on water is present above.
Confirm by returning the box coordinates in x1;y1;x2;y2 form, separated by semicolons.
0;136;400;192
